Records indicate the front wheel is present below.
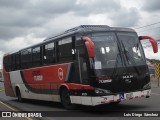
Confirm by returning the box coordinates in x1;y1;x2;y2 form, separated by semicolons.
61;89;76;110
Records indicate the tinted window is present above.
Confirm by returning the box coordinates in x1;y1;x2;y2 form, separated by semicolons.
3;56;9;72
32;47;41;67
11;54;16;71
15;52;20;70
91;33;122;69
76;39;89;84
8;55;12;71
117;32;146;66
4;54;19;71
58;38;73;62
44;42;55;64
21;48;32;69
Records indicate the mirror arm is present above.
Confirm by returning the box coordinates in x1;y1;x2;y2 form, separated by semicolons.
82;36;95;58
139;36;158;53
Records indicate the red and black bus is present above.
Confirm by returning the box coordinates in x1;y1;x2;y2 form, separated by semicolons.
3;25;158;109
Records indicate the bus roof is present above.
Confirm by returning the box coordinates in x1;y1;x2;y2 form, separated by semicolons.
44;25;135;42
9;25;136;54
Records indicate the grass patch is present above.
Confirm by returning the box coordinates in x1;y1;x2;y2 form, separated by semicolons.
0;88;4;92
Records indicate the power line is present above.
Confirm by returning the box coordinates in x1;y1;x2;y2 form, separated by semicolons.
143;41;160;48
144;33;160;37
142;39;160;46
136;26;160;33
138;33;160;40
134;21;160;29
142;39;160;45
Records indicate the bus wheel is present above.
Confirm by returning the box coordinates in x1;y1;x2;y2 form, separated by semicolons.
61;89;76;110
16;88;23;102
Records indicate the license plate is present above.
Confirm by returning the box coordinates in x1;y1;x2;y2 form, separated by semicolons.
126;93;133;99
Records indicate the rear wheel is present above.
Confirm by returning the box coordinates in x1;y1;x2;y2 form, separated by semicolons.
16;88;23;102
61;89;76;109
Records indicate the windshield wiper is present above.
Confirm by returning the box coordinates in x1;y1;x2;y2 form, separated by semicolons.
111;48;125;78
120;40;141;75
111;40;126;78
111;53;120;77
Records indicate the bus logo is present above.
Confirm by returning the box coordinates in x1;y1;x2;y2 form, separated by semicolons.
58;68;63;80
122;75;133;79
32;70;43;81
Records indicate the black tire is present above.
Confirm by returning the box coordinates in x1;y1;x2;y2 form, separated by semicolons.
61;89;76;110
16;88;23;102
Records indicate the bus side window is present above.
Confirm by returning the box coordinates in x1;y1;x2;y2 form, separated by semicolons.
11;54;16;71
8;55;12;71
45;42;55;65
76;39;89;85
32;47;41;67
21;48;32;69
4;52;20;71
72;36;76;60
3;56;9;72
58;37;73;63
15;52;20;70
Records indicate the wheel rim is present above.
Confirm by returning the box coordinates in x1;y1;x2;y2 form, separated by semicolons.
61;89;76;109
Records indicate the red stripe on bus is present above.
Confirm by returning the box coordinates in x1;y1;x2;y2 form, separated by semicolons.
62;83;94;90
20;63;94;91
21;63;70;89
3;67;15;97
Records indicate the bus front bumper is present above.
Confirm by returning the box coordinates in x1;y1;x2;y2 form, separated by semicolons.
70;89;151;106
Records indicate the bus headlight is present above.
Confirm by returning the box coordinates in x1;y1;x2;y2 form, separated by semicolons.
94;88;111;95
143;82;151;89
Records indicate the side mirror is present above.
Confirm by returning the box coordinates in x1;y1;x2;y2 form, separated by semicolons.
139;36;158;53
82;36;95;58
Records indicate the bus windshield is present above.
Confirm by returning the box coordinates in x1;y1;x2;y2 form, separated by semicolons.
91;32;146;70
117;32;146;66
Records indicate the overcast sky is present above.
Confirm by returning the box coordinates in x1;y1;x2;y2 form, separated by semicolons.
0;0;160;68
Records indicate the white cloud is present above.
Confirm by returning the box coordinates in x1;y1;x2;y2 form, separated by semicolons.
0;0;160;69
144;47;160;60
3;33;45;53
0;51;5;69
87;14;112;25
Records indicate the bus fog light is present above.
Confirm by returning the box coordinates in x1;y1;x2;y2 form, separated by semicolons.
95;89;103;94
143;82;151;89
94;88;111;95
